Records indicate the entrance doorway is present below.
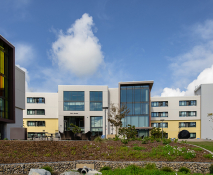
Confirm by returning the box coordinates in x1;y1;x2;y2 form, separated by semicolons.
64;116;84;132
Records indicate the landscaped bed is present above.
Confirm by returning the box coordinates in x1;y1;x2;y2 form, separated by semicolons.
0;139;212;164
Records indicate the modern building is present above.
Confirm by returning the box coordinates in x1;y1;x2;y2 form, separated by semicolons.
0;35;25;140
23;80;213;140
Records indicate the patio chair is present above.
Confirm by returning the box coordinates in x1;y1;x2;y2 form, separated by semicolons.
69;131;75;140
59;131;66;140
81;133;87;140
90;134;98;141
141;135;144;139
64;131;72;140
75;133;82;140
86;131;92;140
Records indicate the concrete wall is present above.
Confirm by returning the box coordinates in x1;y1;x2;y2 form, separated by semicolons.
195;84;213;139
58;85;109;136
5;66;25;139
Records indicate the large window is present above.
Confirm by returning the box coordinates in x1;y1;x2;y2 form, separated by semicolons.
27;121;45;127
179;122;196;127
27;109;45;115
63;91;84;111
179;111;196;117
0;44;8;119
27;97;45;103
120;85;149;127
151;112;168;117
151;122;168;128
90;116;103;136
151;101;168;107
90;91;102;111
179;100;196;106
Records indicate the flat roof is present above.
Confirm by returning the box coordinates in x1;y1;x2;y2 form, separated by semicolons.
119;81;154;89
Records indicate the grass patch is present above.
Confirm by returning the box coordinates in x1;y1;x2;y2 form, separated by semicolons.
189;142;213;152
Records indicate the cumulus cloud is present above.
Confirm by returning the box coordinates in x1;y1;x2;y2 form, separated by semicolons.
15;43;34;66
16;64;30;92
161;65;213;97
50;13;104;77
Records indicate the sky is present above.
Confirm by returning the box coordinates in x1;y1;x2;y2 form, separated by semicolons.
1;0;213;97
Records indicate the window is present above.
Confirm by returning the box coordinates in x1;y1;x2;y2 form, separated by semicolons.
27;97;45;103
151;101;168;107
27;109;45;115
90;91;102;111
179;111;196;117
90;116;103;136
27;121;45;127
151;122;168;128
179;122;196;127
151;112;168;117
27;132;46;138
63;91;84;111
179;100;196;106
190;133;196;138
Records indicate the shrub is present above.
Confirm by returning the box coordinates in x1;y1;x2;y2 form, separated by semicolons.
142;139;148;144
183;150;196;159
83;145;88;149
209;164;213;174
121;139;128;144
156;138;161;142
3;138;8;140
118;124;137;140
94;136;103;142
174;138;178;143
100;166;111;172
145;163;156;170
162;138;172;144
151;127;167;138
133;146;146;151
70;123;81;134
161;167;173;172
179;167;190;174
113;135;119;141
41;166;53;173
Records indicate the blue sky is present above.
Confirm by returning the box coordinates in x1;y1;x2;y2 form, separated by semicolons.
1;0;213;96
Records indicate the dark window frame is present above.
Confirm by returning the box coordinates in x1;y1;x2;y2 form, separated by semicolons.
27;109;45;115
151;101;168;107
90;91;103;111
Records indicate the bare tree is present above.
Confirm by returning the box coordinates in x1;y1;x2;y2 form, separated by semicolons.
108;103;130;135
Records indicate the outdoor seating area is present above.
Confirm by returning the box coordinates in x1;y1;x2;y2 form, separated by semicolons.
59;131;93;140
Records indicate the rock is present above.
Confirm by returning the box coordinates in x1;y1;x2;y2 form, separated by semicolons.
60;171;81;175
87;170;102;175
29;169;51;175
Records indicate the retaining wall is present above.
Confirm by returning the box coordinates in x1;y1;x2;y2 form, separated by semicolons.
0;160;212;174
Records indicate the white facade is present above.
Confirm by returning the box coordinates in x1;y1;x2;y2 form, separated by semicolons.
23;92;58;119
5;66;25;139
151;96;200;121
195;84;213;140
58;85;109;136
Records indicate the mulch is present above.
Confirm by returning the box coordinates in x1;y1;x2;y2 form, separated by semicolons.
0;140;212;164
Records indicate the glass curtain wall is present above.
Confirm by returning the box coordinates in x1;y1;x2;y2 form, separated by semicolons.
64;91;84;111
90;116;103;136
120;85;150;128
0;42;8;119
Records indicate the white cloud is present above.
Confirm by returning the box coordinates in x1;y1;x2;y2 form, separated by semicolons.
15;43;34;66
193;20;213;40
170;41;213;87
50;13;104;77
16;65;30;92
161;65;213;97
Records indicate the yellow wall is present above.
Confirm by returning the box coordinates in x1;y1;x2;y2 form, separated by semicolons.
23;118;58;134
151;120;201;139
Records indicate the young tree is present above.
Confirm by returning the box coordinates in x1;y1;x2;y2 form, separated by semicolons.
108;103;130;135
